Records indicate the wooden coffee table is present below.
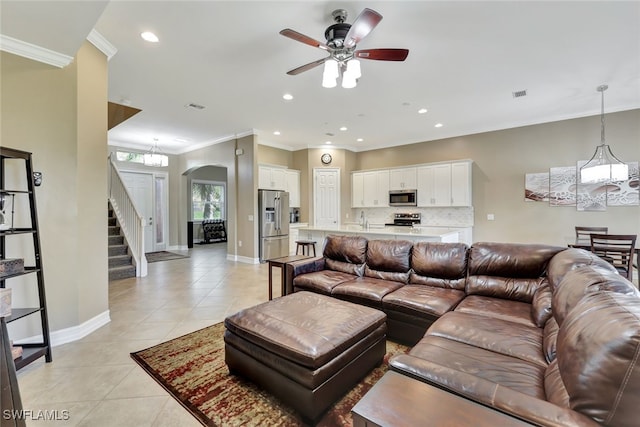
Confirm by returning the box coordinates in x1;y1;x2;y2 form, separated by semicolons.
352;371;533;426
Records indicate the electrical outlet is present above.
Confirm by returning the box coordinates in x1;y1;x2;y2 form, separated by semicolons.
238;240;242;247
487;214;495;221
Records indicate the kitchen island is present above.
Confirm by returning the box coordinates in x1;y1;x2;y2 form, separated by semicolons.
296;224;472;254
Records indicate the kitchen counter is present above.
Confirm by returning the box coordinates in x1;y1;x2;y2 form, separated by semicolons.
296;224;472;248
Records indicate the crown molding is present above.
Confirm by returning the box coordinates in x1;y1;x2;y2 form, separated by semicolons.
87;29;117;60
0;34;73;68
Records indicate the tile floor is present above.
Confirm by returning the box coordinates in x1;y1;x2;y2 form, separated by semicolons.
15;244;274;426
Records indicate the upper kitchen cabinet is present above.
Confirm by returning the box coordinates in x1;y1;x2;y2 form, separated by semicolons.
285;169;301;207
389;167;417;190
417;164;451;206
258;165;286;191
417;161;473;207
352;170;390;208
450;161;472;206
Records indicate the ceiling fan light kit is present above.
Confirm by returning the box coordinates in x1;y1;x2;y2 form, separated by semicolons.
280;8;409;89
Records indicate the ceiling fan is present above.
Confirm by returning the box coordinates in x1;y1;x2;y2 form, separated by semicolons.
279;8;409;88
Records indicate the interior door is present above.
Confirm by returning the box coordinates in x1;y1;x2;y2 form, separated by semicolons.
314;168;340;228
120;171;154;252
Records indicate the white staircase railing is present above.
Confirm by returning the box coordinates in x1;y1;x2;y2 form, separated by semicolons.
108;154;147;277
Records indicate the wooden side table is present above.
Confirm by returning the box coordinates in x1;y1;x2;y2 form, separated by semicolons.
267;255;311;300
352;371;532;427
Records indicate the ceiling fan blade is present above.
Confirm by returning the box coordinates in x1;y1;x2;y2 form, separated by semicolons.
343;8;383;49
279;28;328;50
286;57;329;75
355;48;409;61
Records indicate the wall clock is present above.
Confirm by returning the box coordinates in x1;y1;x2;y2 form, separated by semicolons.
321;153;332;165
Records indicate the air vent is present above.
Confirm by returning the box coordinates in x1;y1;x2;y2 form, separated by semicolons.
512;90;527;98
325;132;335;137
185;103;206;110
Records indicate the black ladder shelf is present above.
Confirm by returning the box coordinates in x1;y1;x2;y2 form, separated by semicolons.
0;146;52;370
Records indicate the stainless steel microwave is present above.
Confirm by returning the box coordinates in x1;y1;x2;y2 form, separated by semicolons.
389;190;417;206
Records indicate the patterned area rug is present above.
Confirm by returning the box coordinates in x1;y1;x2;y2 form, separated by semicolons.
145;251;189;263
131;322;409;426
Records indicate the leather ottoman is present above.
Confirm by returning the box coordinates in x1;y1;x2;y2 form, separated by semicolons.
224;291;387;423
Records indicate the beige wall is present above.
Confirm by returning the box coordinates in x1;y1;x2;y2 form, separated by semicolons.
257;144;293;168
355;110;640;245
176;135;257;260
1;44;109;338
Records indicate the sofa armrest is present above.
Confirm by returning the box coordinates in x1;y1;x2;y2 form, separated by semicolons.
389;354;599;427
285;257;325;293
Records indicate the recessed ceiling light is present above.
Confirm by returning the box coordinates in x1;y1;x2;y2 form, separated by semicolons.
340;126;348;131
435;123;443;128
140;32;159;43
273;131;281;136
356;138;364;142
282;93;293;101
418;108;428;114
325;141;332;145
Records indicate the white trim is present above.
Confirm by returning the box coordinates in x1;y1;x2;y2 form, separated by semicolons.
227;254;259;264
14;311;111;347
0;34;73;68
87;29;117;60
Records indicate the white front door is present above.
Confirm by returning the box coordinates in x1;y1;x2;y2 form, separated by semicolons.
314;168;340;228
120;171;154;252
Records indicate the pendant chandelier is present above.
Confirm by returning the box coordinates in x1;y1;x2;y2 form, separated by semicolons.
143;140;168;167
579;84;628;184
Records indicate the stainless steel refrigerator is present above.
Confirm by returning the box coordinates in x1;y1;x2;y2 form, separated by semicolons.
259;189;290;262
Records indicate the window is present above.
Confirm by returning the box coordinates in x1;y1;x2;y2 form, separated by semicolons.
191;180;225;220
116;151;144;164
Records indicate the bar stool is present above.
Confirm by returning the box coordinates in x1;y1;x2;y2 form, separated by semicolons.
295;240;317;256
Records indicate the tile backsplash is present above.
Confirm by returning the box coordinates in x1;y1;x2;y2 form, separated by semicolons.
350;207;474;227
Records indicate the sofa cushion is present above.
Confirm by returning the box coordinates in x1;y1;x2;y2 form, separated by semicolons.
552;264;638;326
466;243;564;302
454;295;536;327
332;277;404;308
381;285;465;319
402;335;547;398
544;359;570;408
409;242;468;290
426;311;547;368
547;248;616;292
557;292;640;427
323;234;368;264
293;270;357;295
531;283;553;327
364;239;412;283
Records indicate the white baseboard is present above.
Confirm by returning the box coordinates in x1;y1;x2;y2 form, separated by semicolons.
227;254;260;264
15;310;111;348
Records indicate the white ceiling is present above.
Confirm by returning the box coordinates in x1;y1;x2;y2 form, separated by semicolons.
2;1;639;154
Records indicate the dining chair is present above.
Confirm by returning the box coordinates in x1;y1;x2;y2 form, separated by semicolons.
590;234;636;281
575;226;608;244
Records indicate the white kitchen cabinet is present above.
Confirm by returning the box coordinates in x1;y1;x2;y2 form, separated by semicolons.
451;161;472;206
285;169;301;207
389;167;417;190
352;170;389;208
363;170;390;207
352;172;365;208
417;164;451;206
258;166;286;191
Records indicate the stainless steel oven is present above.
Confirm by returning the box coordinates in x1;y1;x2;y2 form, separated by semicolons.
389;190;417;206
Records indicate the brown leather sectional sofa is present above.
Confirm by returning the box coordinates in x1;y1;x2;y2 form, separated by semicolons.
288;235;640;427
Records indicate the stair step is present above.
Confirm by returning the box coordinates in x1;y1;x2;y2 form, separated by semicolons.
109;254;132;267
109;265;136;281
108;225;121;236
109;235;124;245
108;217;117;227
109;245;128;256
